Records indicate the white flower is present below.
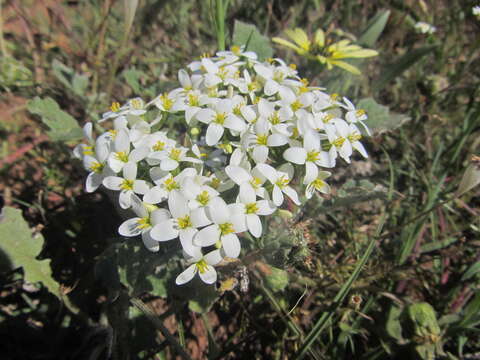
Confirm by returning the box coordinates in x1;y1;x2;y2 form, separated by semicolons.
103;162;150;209
236;183;276;238
150;190;211;255
143;167;197;204
414;21;436;34
82;136;114;193
196;99;247;146
148;145;202;171
341;97;371;135
107;129;149;173
256;163;300;206
175;248;223;285
303;166;331;199
474;5;480;17
73;122;94;160
118;194;171;252
283;130;332;168
194;197;246;258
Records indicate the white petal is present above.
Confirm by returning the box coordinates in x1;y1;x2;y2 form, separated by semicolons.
198;266;217;284
122;161;137;180
143;186;167;204
194;225;220;247
353;141;368;158
246;214;262;238
119;218;142;237
273;185;284;206
150;220;179;241
239;182;256;204
103;176;123;190
150;208;171;225
180;228;197;256
267;133;288;147
304;162;318;184
256;200;276;215
129;146;149;162
168;190;189;218
206;123;224;146
224;115;246;133
114;129;130;152
206;197;229;224
264;79;279;96
283;147;307;165
119;190;133;209
160;158;179;171
283;186;301;205
131;194;148;217
86;172;103;193
225;165;252;185
221;233;241;258
190;207;212;228
256;163;278;183
204;249;223;266
176;264;197;285
253;145;268;163
142;231;160;252
133;180;149;195
304;130;320;152
196;108;215;124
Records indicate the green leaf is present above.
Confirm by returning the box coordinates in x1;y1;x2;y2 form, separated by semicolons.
386;305;404;342
457;163;480;196
373;45;437;92
357;97;411;134
52;59;89;98
407;302;440;338
187;281;219;313
232;20;273;61
27;97;83;142
264;266;289;292
124;0;139;36
358;10;391;47
123;68;144;94
461;262;480;281
0;207;60;297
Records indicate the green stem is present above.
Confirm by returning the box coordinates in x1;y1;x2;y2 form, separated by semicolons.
215;0;228;51
0;0;8;56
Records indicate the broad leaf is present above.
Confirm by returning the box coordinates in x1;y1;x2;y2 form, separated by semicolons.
232;20;273;61
357;97;411;134
0;207;60;297
27;97;83;142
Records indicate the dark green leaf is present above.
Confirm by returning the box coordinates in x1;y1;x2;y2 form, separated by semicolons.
232;20;273;61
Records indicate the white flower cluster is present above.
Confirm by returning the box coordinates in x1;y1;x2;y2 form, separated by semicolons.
74;47;369;286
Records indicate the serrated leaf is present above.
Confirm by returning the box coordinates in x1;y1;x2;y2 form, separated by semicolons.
373;45;437;92
357;97;411;134
232;20;273;61
27;97;83;142
457;163;480;196
358;10;391;47
0;207;60;297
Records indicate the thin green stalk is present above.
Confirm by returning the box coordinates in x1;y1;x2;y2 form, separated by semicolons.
0;0;7;56
131;298;192;360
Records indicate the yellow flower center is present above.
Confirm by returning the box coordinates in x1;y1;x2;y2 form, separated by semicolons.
231;45;241;55
250;177;262;189
312;178;326;190
83;145;94;156
188;94;199;106
160;93;173;110
169;148;182;161
233;104;243;116
153;141;165;151
115;151;129;163
207;87;218;97
248;81;259;92
196;259;209;274
333;137;346;147
322;114;334;123
196;191;210;206
136;217;151;229
306;150;320;162
273;70;285;82
275;176;289;188
164;177;179;191
289;63;297;70
269;111;280;125
121;179;134;190
256;134;268;146
245;202;259;214
330;93;340;101
89;162;104;173
130;99;143;109
348;133;362;142
177;215;192;229
356;109;366;117
291;100;303;112
110;102;121;112
219;222;234;236
209;177;221;189
108;129;118;138
214;112;227;125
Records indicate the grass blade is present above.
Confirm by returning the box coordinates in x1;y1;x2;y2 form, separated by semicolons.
358;10;391;47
